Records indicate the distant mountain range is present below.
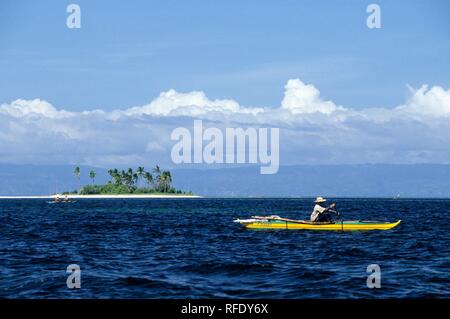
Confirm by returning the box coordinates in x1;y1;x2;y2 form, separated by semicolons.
0;164;449;197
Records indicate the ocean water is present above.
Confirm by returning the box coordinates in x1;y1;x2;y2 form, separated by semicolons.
0;198;449;298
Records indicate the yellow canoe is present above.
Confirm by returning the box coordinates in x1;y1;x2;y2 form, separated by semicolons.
235;217;401;231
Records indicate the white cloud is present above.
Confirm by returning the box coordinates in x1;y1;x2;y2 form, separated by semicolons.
0;99;73;119
123;89;264;117
396;85;450;116
0;79;449;167
281;79;343;114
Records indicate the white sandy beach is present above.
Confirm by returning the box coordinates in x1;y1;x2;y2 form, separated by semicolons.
0;194;202;199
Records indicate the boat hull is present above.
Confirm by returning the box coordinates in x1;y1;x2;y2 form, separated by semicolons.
241;220;401;231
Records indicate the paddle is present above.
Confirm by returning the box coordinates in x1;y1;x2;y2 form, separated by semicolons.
329;207;344;231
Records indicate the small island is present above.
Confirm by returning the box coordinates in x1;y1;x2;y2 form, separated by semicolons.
56;165;198;198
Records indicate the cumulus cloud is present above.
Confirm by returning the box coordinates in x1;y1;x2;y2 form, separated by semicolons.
281;79;343;114
0;99;73;119
123;89;264;117
0;79;449;167
396;85;450;116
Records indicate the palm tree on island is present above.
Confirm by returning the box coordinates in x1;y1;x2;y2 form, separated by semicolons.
137;166;145;187
153;165;163;191
74;166;81;191
160;170;173;193
144;171;153;189
89;170;96;184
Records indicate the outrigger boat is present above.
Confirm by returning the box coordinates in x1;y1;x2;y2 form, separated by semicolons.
47;200;77;204
234;215;401;231
47;195;77;204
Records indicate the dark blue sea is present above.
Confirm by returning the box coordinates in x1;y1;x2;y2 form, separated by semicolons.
0;198;449;298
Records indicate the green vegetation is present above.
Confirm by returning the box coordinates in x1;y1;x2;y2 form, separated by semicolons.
69;166;192;195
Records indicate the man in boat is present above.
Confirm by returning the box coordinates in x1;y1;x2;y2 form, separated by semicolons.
310;197;336;222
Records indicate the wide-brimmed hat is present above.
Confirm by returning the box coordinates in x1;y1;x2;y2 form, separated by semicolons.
314;196;327;203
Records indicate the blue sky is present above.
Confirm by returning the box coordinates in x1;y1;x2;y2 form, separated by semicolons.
1;0;449;110
0;1;449;169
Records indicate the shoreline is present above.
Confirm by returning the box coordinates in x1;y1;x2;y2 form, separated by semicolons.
0;194;202;199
